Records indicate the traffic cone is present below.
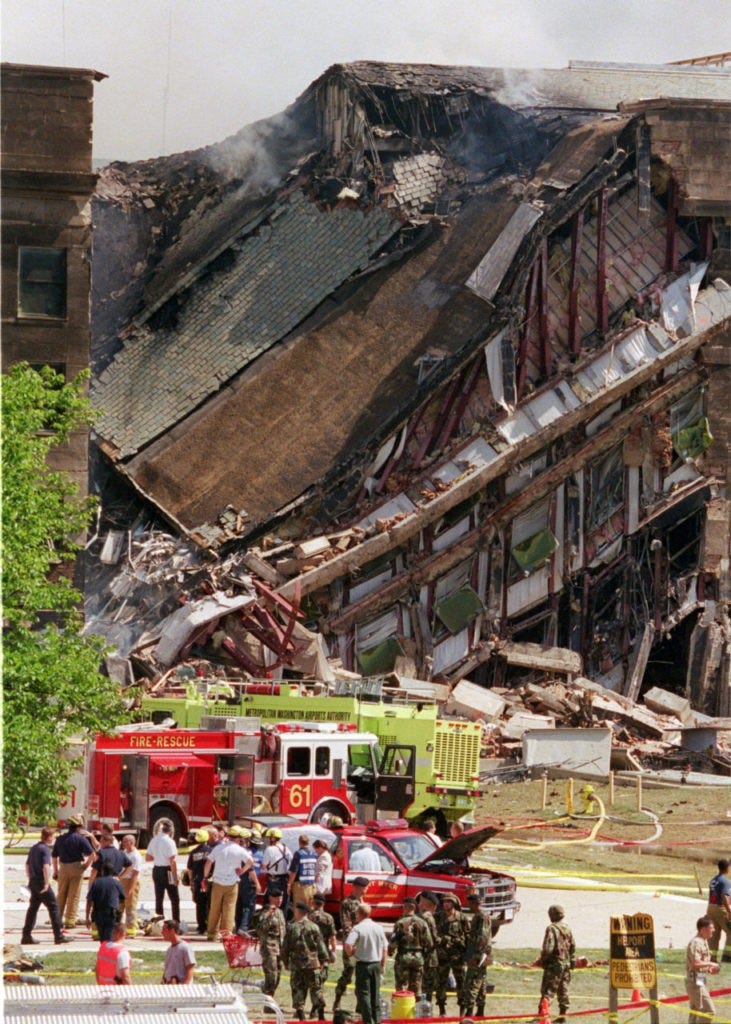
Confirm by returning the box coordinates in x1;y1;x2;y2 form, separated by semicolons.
630;988;642;1003
538;996;552;1024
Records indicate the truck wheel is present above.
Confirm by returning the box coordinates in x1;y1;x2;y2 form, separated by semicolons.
149;805;185;845
309;801;350;827
491;921;501;938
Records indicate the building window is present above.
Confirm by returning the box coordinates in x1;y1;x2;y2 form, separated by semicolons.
18;247;67;318
589;446;624;529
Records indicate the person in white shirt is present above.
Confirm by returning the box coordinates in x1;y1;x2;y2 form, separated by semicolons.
203;827;255;941
313;839;333;895
344;903;388;1024
421;819;443;847
145;822;179;921
350;843;382;872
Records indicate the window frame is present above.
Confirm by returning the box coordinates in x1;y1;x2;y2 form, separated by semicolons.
17;246;68;320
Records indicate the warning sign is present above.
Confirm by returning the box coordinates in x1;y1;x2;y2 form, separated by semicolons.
610;913;657;990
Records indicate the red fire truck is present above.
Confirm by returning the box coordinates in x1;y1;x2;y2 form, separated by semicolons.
58;720;407;843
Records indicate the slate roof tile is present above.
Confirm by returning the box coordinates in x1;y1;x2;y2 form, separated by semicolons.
94;191;398;455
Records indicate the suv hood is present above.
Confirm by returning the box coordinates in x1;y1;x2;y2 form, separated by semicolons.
415;822;503;871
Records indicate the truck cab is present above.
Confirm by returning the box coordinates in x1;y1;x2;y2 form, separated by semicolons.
327;819;520;934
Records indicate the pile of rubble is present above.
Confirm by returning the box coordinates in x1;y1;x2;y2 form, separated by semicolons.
446;676;731;776
85;519;731;780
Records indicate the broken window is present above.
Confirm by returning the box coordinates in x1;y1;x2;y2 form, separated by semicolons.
484;330;515;409
435;587;484;634
509;500;558;579
349;550;400;604
355;608;403;675
18;247;67;318
670;389;712;461
588;445;624;529
432;559;481;638
587;562;627;678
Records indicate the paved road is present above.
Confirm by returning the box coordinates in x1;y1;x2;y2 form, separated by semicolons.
3;849;707;956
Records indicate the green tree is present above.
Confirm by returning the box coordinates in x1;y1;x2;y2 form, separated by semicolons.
2;364;127;827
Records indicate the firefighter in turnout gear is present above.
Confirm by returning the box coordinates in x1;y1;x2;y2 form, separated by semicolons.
282;902;330;1021
254;888;287;997
534;905;576;1023
435;892;470;1015
460;892;493;1016
388;895;433;997
333;876;369;1010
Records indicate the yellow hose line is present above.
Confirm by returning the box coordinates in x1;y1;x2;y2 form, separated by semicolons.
501;877;701;893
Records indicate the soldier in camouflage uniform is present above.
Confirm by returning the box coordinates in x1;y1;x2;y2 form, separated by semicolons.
434;892;470;1015
333;876;369;1010
283;901;329;1021
417;890;440;1003
534;905;576;1023
310;892;338;1002
388;896;433;997
460;893;493;1016
254;888;287;997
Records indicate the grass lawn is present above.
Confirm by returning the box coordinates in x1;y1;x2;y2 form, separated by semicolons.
473;776;731;894
25;946;731;1022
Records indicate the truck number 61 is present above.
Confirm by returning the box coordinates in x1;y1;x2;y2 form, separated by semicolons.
288;783;312;809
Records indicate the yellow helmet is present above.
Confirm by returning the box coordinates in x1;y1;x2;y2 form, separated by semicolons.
268;828;282;839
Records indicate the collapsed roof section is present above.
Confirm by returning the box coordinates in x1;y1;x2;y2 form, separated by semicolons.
90;61;731;704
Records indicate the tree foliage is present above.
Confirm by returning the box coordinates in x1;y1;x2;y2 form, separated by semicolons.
2;364;127;826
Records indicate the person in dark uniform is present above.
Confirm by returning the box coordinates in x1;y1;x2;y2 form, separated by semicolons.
234;827;261;934
22;827;73;946
88;831;132;885
187;828;213;934
52;815;96;929
86;860;126;942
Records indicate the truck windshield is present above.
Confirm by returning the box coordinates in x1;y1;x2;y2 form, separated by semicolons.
348;742;380;772
387;833;439;868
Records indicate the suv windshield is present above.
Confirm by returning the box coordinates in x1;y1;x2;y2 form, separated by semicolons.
387;833;439;868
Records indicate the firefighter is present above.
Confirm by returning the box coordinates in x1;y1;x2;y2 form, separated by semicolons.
434;892;469;1015
233;827;260;934
261;828;292;917
533;904;576;1023
187;828;212;935
282;901;329;1021
333;876;369;1010
416;890;440;1004
388;895;433;998
460;892;492;1016
255;887;287;997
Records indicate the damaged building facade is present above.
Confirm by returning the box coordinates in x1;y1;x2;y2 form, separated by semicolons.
90;59;731;715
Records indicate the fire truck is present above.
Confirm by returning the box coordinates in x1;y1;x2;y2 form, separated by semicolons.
58;720;420;843
139;682;483;829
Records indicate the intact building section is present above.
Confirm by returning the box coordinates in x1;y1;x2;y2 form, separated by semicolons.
1;62;106;496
